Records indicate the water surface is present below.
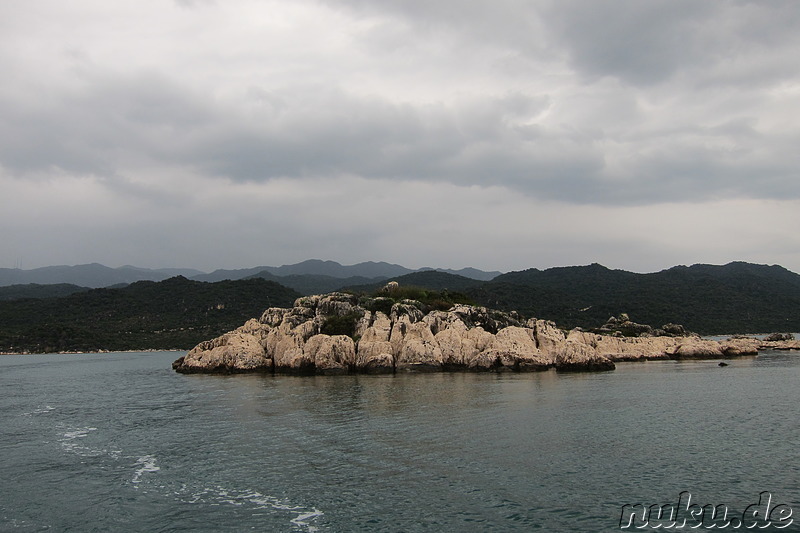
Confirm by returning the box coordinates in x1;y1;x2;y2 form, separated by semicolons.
1;351;798;532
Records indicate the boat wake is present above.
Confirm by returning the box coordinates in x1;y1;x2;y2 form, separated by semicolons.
55;424;324;531
180;485;324;531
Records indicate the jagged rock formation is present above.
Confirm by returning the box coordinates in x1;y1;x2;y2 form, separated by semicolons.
593;313;691;338
172;293;761;375
760;339;800;350
726;333;800;351
763;332;795;342
750;333;800;351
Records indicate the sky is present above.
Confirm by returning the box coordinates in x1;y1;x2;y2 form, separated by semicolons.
1;0;799;274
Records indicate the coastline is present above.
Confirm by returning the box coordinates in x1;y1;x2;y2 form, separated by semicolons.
0;348;187;356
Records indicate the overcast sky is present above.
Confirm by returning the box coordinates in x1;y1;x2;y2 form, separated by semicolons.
2;0;799;274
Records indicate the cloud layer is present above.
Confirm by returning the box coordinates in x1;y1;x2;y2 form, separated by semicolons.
1;0;799;273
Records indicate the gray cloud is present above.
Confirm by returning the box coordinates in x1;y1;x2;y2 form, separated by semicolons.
2;54;798;207
174;0;215;7
326;0;800;87
0;66;214;176
1;0;799;272
541;0;718;85
2;62;798;206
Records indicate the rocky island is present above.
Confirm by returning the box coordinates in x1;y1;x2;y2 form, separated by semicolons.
172;289;764;375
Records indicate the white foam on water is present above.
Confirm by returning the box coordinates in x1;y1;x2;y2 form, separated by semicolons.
59;427;98;455
54;426;322;530
132;455;160;486
62;427;96;439
183;485;324;531
290;509;325;531
58;426;123;459
23;405;55;416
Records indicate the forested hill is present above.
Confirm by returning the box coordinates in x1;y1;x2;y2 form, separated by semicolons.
1;262;798;353
0;277;300;353
467;262;800;334
0;283;91;301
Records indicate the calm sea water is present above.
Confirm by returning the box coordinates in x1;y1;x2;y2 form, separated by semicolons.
1;350;798;532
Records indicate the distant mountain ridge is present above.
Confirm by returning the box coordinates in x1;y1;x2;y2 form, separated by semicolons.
426;267;501;281
192;260;416;283
0;263;204;288
0;260;502;288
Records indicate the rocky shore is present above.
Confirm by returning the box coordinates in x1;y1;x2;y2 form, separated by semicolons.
172;292;769;375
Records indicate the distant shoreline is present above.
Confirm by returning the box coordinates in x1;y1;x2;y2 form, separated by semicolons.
0;349;187;356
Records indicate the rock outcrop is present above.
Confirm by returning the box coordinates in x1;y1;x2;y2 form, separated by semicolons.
172;292;761;375
763;332;795;342
760;339;800;350
755;332;800;350
723;334;800;351
593;313;693;338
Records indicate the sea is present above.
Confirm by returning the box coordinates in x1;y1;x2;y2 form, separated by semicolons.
1;349;798;532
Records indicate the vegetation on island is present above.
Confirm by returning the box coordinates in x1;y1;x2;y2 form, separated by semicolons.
358;284;475;311
315;285;475;340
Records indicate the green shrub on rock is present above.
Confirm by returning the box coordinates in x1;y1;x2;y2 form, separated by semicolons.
320;312;363;338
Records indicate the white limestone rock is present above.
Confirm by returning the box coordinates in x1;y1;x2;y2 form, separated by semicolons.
473;326;550;371
394;321;444;371
304;334;357;374
554;341;615;372
173;319;272;373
